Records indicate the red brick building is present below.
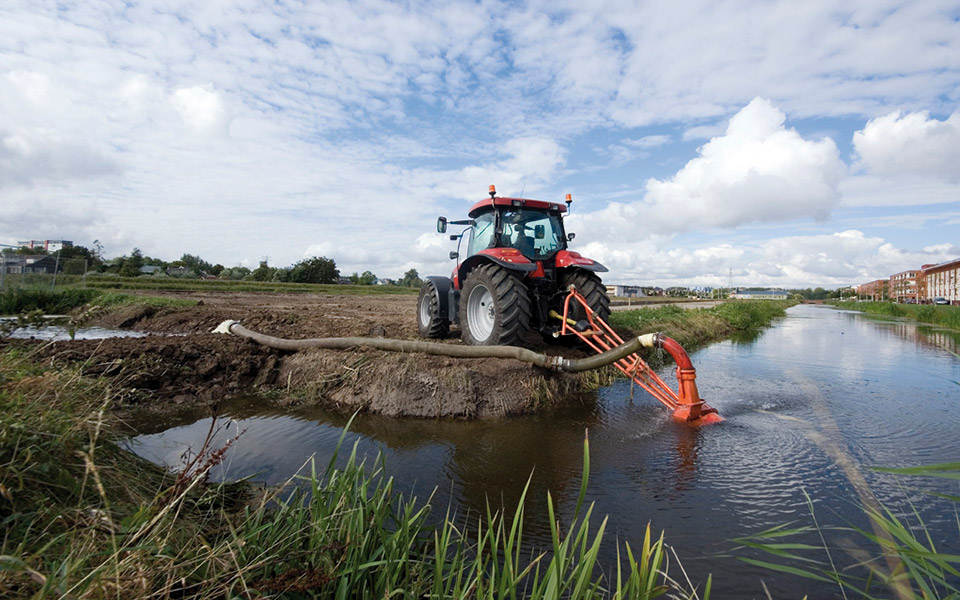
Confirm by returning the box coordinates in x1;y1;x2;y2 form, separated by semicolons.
889;270;919;303
856;279;887;301
921;258;960;304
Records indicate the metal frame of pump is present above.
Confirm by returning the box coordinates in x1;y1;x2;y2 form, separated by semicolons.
555;286;723;425
431;185;607;335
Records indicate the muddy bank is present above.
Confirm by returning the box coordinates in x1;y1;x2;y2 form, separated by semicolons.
16;291;593;419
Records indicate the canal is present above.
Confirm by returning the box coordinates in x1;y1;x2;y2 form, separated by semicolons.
128;304;960;597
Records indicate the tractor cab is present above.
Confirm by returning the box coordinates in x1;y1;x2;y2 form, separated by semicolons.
466;203;567;262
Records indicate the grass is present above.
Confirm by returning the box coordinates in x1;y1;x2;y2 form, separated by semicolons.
830;301;960;330
0;346;698;599
731;466;960;599
0;287;102;315
607;300;795;352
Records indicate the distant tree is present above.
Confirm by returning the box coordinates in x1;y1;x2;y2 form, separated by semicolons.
289;256;339;284
251;261;274;282
400;269;423;287
359;270;377;285
219;266;251;280
119;248;144;277
177;253;213;276
210;263;225;277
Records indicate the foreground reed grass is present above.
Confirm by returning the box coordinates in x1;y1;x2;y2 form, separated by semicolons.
607;300;794;352
0;346;699;599
732;465;960;599
830;300;960;330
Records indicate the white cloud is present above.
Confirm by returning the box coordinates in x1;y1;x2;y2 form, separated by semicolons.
171;85;230;136
853;110;960;182
576;98;845;244
622;135;671;149
643;98;845;230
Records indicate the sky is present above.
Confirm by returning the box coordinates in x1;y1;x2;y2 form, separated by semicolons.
1;0;959;289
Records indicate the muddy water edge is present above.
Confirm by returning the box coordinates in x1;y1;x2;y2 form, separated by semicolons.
122;303;960;597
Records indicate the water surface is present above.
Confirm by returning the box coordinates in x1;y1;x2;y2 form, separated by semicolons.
129;305;960;597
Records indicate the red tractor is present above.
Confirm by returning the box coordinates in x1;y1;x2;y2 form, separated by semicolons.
418;185;610;346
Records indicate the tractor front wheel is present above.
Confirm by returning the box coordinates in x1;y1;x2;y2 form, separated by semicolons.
459;264;531;346
417;280;450;338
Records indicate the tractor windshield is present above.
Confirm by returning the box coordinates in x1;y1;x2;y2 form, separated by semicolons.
498;208;565;260
467;212;497;256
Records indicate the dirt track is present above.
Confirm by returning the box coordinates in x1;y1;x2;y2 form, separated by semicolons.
17;291;595;419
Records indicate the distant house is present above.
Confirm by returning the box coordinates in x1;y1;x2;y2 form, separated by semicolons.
140;265;163;275
605;284;645;298
375;278;394;286
165;266;193;277
731;289;788;300
3;254;60;274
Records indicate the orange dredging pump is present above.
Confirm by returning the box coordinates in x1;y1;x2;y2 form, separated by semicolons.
555;287;723;426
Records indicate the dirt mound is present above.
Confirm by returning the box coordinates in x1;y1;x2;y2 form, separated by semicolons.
20;291;596;419
33;334;280;407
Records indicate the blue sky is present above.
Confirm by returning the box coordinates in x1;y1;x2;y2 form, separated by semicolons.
2;0;959;288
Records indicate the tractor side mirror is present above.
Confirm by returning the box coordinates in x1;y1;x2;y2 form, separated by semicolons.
449;251;458;260
437;217;447;233
534;224;545;239
567;233;576;241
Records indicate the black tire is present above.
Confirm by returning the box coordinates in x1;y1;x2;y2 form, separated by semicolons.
417;281;449;338
459;263;531;346
561;270;610;323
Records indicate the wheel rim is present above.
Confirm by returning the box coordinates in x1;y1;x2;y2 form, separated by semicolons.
419;291;432;326
466;283;495;341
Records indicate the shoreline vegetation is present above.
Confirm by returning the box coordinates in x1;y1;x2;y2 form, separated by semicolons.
828;300;960;330
608;299;796;354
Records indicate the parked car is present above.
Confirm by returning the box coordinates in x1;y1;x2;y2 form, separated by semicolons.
933;297;950;305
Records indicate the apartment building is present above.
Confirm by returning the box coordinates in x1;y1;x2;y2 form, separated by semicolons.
921;258;960;304
889;270;919;303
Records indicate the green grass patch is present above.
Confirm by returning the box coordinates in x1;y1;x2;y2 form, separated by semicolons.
0;287;102;315
608;300;795;352
0;349;693;599
830;300;960;330
0;287;198;317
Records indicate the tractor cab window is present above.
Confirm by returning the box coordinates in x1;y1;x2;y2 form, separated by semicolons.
467;211;496;257
498;209;564;260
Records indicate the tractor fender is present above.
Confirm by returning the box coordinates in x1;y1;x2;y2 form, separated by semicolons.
554;250;608;273
457;253;537;284
425;276;455;320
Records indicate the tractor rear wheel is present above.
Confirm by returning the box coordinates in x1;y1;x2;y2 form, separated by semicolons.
459;263;531;346
417;280;450;338
561;270;610;323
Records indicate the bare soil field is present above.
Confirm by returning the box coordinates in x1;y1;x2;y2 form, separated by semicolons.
15;291;596;419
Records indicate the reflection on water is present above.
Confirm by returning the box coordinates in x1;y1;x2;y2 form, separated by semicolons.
128;305;960;598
